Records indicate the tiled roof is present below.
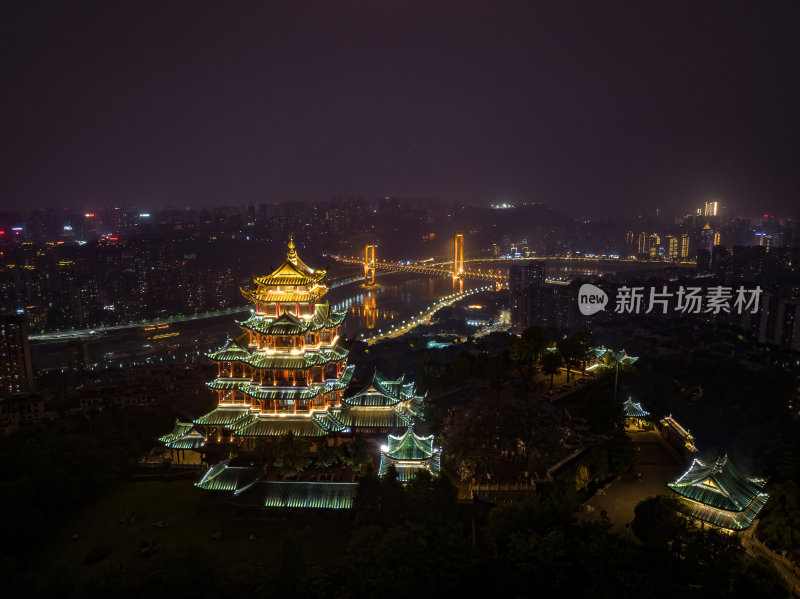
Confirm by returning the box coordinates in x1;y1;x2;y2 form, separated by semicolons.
195;459;261;492
668;455;766;512
194;407;253;427
237;304;347;336
623;399;650;418
232;481;357;509
234;416;327;437
335;407;412;429
207;337;251;361
385;427;435;460
158;421;207;449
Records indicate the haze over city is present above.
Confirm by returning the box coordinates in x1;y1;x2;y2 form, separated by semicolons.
3;1;800;216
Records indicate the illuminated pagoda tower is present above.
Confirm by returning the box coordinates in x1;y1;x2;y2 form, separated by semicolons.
379;426;441;482
160;239;427;469
183;238;353;448
667;455;769;531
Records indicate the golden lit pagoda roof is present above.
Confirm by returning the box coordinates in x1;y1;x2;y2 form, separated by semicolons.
253;239;327;288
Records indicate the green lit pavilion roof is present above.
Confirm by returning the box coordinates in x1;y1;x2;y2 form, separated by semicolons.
623;399;650;418
194;406;254;427
159;420;206;449
195;459;261;492
206;379;326;401
217;343;348;371
234;416;328;437
385;427;434;460
343;370;421;407
232;481;357;509
667;455;767;512
207;336;252;361
159;420;193;444
237;304;347;336
379;429;442;482
335;407;413;429
676;492;769;531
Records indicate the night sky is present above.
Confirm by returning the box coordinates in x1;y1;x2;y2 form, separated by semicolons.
2;1;799;216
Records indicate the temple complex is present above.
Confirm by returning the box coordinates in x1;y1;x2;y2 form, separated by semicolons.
158;240;434;506
667;455;768;531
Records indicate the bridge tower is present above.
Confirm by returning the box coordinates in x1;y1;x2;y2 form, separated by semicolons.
453;233;464;278
364;244;376;286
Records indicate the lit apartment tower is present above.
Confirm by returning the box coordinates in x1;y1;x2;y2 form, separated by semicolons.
713;231;721;247
0;316;35;396
704;201;719;217
700;224;715;253
680;233;690;259
667;236;679;260
637;232;649;255
509;262;546;332
649;233;660;258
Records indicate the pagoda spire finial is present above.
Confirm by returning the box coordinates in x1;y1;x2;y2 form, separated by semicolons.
287;236;297;263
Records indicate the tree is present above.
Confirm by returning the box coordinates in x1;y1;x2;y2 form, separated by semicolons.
342;434;372;472
521;326;550;364
314;440;341;468
580;382;625;434
571;330;596;375
631;495;690;550
557;336;582;383
757;481;800;553
540;352;562;390
272;431;310;478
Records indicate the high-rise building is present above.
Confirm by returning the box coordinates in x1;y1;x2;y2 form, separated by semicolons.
0;316;34;396
667;236;679;260
638;232;649;255
680;233;690;259
704;201;718;217
757;288;800;351
700;223;715;254
649;234;660;258
509;262;546;332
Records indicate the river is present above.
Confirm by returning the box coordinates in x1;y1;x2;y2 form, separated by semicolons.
30;271;486;371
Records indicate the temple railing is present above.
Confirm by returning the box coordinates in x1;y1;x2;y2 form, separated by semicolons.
742;532;800;595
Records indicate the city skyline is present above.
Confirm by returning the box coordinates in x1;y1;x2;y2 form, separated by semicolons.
3;1;800;216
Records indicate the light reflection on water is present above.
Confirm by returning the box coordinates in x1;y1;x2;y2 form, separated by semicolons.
327;273;478;336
